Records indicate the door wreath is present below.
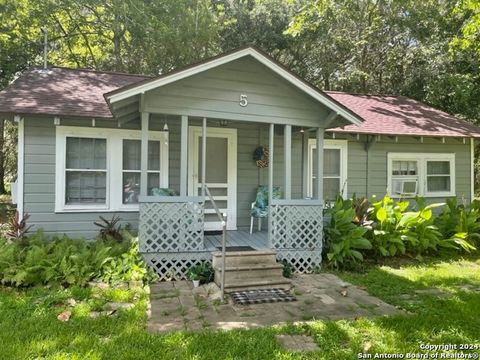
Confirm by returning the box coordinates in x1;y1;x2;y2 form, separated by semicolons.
253;146;269;168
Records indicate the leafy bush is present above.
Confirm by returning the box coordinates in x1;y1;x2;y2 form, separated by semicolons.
281;259;293;278
368;196;410;257
367;196;465;256
94;215;123;242
5;211;32;244
434;198;479;252
324;197;372;268
0;230;157;287
324;195;479;267
186;262;214;283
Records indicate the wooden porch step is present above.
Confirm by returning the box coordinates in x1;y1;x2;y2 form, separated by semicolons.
213;263;284;283
223;277;292;293
212;250;277;267
212;249;291;292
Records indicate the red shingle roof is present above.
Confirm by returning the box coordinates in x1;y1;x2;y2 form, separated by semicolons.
0;67;148;119
327;91;480;138
1;67;479;138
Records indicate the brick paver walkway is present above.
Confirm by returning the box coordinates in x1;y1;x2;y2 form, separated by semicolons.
147;273;402;332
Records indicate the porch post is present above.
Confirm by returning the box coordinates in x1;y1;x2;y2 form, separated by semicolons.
180;115;188;196
284;125;291;200
201;117;207;198
316;127;324;202
140;112;149;196
268;123;274;247
302;131;309;198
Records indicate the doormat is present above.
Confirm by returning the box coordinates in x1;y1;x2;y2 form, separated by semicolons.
230;288;297;305
205;230;223;235
216;246;256;252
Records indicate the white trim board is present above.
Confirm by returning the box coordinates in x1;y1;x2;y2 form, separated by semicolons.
387;152;456;198
188;126;237;230
55;126;168;212
15;115;24;218
471;138;475;202
106;47;363;126
307;139;348;199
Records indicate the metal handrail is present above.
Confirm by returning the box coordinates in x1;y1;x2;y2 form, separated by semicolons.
204;185;227;302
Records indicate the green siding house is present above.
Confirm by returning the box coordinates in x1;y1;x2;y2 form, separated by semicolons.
1;46;479;278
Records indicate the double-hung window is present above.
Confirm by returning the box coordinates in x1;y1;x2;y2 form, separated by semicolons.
56;126;168;212
308;139;348;200
65;136;108;208
122;139;164;205
387;153;455;198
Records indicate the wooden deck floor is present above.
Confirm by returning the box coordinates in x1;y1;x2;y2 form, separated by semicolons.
204;230;269;251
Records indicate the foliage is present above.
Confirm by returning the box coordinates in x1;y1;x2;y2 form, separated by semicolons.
101;233;158;284
186;262;214;283
281;259;293;278
324;197;372;268
94;215;123;242
367;196;410;257
351;195;371;227
0;230;156;287
0;258;479;359
5;211;32;244
434;198;480;251
325;195;480;267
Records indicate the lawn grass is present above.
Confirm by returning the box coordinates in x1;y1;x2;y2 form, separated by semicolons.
1;255;479;359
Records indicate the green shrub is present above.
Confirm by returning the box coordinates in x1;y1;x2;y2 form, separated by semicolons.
368;196;410;256
186;262;214;283
368;196;449;257
324;197;372;268
0;230;157;287
281;259;293;278
434;198;479;252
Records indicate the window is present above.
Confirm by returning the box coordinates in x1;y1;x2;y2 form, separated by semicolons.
388;153;455;198
66;137;107;205
391;160;418;196
56;127;168;212
308;139;348;200
122;140;163;204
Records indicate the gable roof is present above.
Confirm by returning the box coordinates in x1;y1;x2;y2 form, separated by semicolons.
327;92;480;138
0;53;479;138
0;67;148;119
105;46;363;126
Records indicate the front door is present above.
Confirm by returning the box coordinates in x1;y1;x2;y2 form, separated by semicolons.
188;126;237;230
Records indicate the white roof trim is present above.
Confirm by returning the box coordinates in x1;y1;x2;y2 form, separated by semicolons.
107;47;362;126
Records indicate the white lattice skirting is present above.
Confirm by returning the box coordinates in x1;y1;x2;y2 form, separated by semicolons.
270;204;323;272
139;201;204;253
143;253;211;281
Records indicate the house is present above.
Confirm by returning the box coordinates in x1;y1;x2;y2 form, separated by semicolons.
1;46;479;280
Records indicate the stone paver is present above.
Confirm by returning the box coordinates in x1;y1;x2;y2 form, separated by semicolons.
147;273;404;332
276;335;319;352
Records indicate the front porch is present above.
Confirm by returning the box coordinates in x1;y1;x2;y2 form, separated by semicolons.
104;48;363;280
137;113;328;281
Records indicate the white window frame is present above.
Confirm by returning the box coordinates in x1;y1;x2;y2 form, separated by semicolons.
307;139;348;199
55;126;168;212
387;153;455;198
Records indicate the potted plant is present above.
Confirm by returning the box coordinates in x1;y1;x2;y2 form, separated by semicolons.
187;262;214;287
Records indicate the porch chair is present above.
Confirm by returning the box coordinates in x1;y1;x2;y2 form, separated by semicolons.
250;185;280;234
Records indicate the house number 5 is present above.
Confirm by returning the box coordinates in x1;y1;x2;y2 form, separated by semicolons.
239;94;248;107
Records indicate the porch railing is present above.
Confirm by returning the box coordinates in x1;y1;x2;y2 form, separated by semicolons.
139;196;204;253
269;199;323;273
204;185;227;301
